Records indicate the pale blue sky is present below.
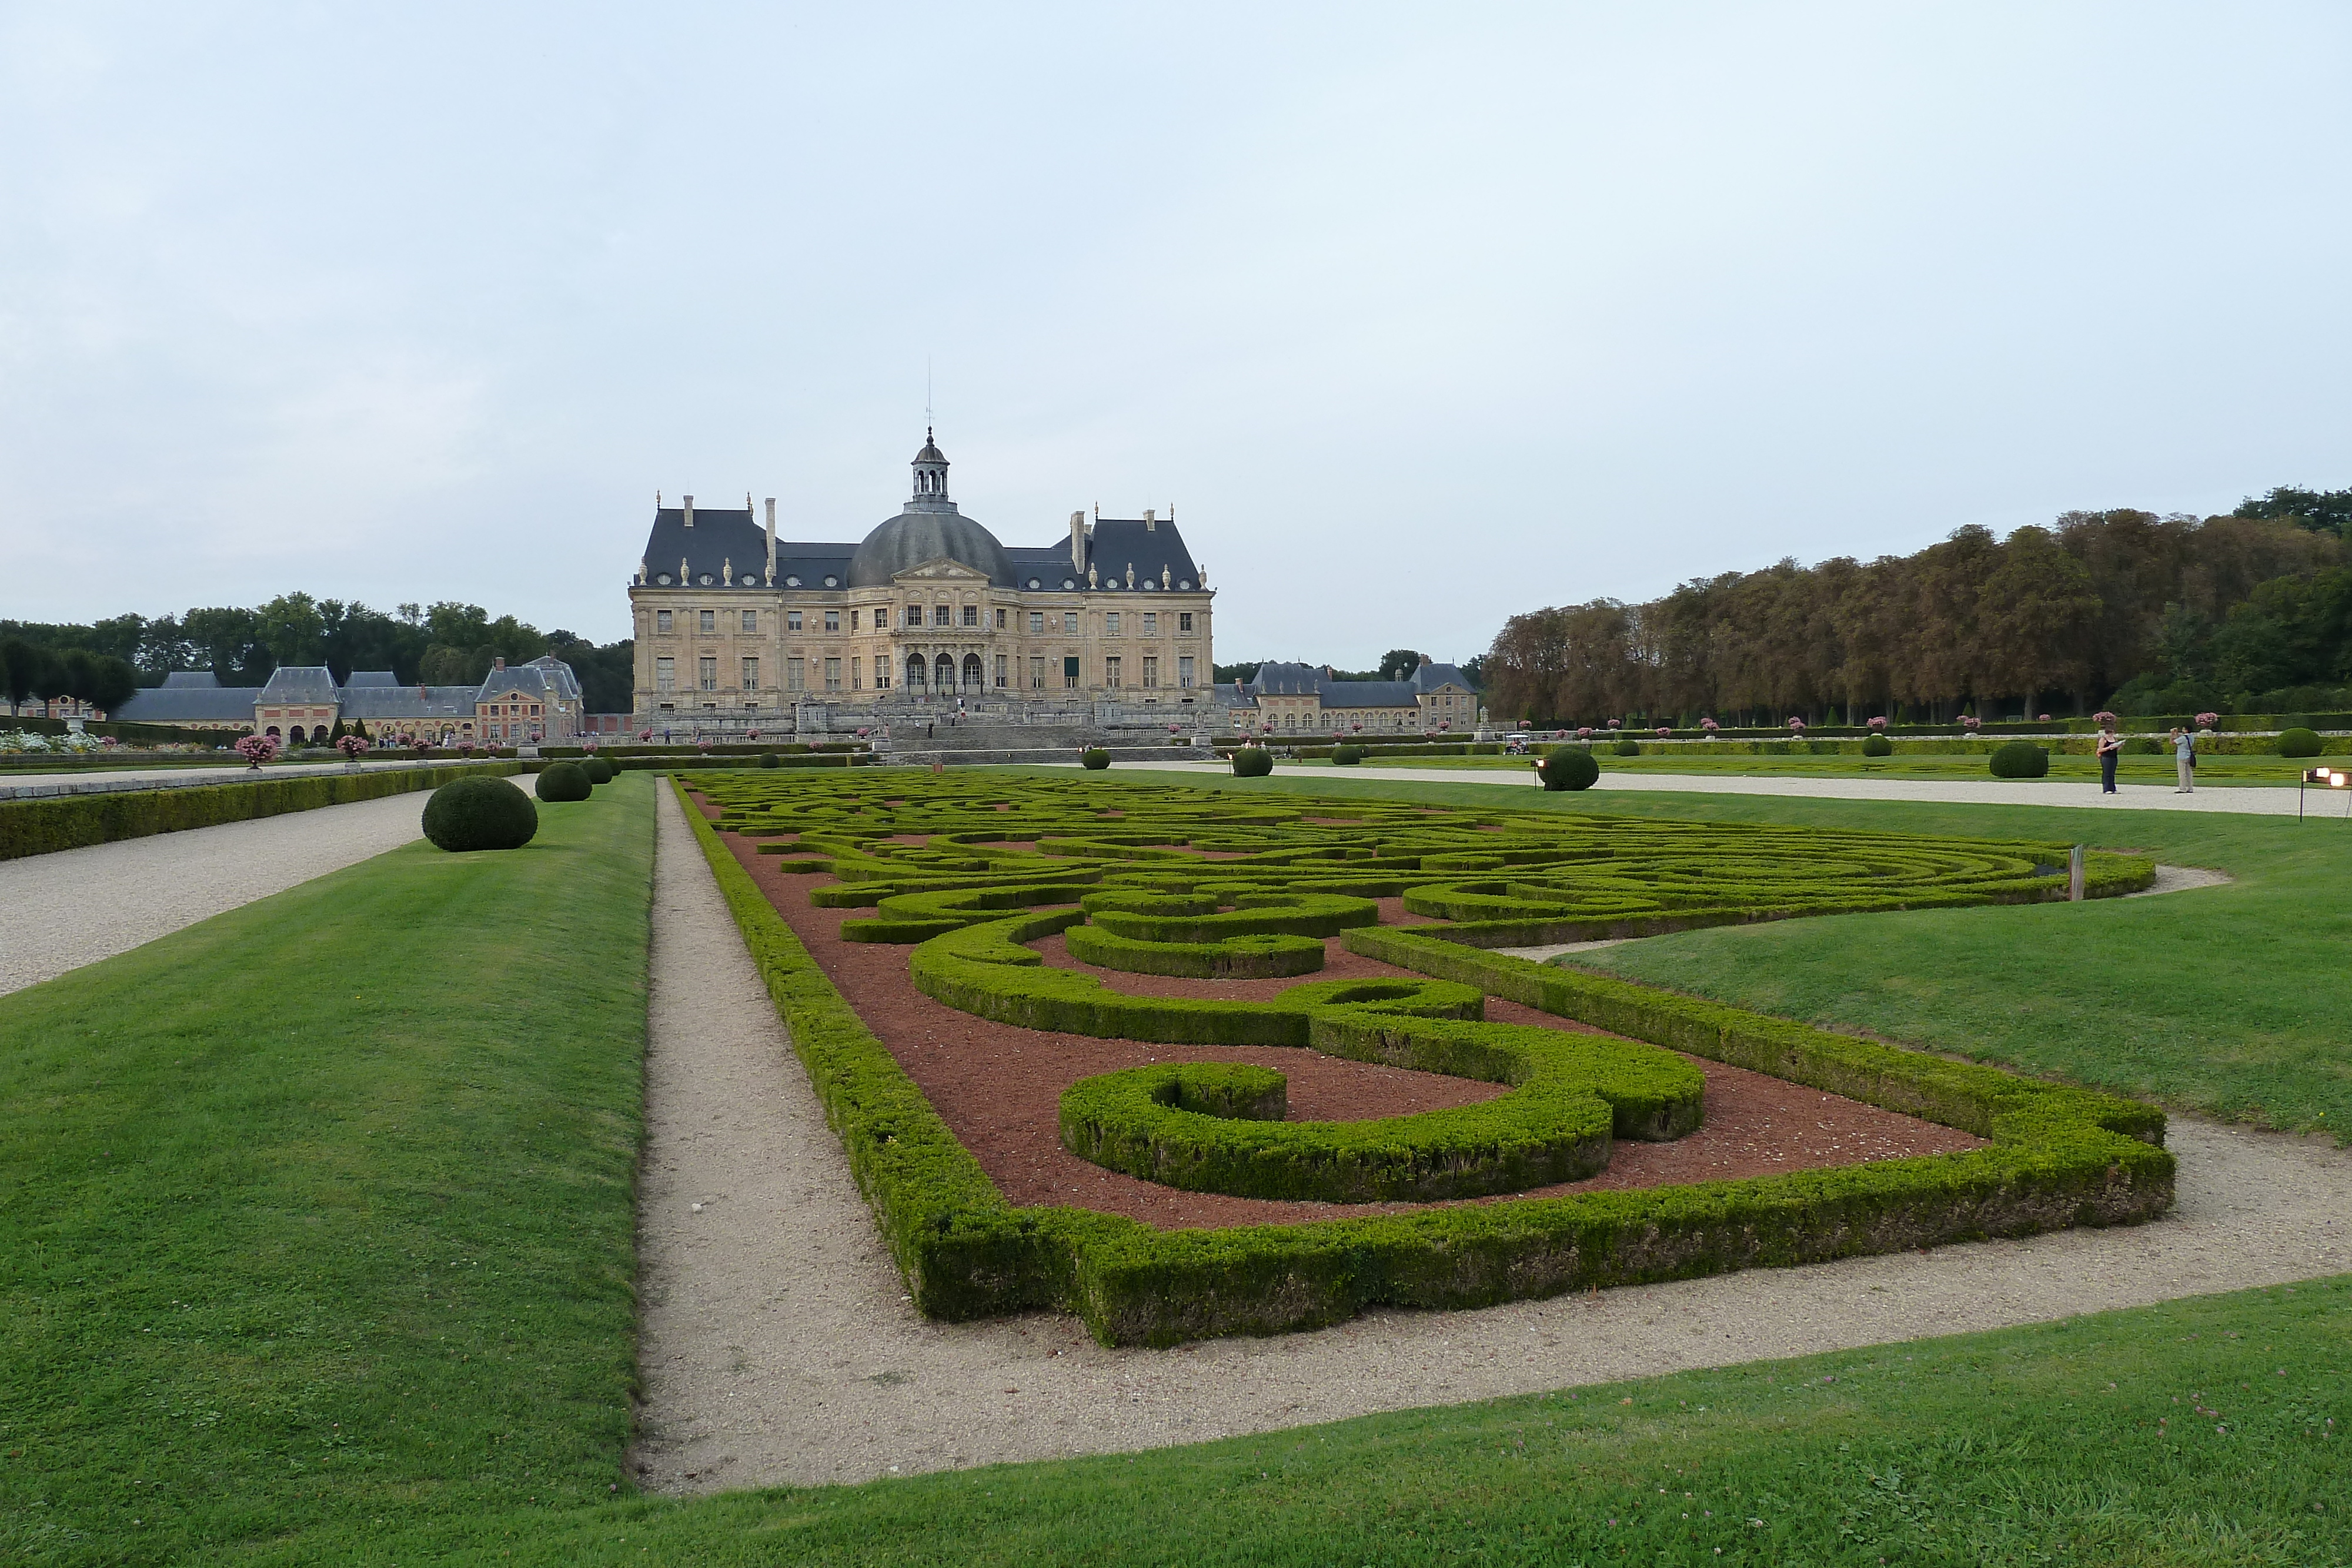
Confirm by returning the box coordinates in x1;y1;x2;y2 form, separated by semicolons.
3;4;2347;662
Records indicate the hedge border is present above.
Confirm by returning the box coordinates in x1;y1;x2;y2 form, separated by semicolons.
0;761;524;862
674;779;2175;1347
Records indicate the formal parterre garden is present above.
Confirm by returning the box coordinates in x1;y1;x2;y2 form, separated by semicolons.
679;771;2173;1348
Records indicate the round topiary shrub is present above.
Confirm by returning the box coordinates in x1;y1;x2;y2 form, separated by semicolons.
1081;748;1111;770
1989;741;2049;779
1535;748;1599;791
1231;747;1274;778
2278;727;2323;758
760;752;780;769
1332;743;1367;765
582;755;615;784
1612;738;1641;757
423;775;539;851
1862;733;1893;757
534;761;593;802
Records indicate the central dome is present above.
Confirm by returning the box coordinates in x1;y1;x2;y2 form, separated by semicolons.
846;430;1020;588
847;509;1018;588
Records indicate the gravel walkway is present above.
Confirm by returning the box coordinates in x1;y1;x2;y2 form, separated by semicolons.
631;784;2352;1493
1052;758;2336;815
0;792;427;997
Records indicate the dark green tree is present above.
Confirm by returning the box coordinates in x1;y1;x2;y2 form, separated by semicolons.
1378;648;1425;681
2235;485;2352;537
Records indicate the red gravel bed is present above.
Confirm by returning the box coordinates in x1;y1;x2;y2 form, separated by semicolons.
696;799;1983;1232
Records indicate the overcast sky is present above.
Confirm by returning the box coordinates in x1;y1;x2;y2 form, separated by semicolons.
4;4;2347;664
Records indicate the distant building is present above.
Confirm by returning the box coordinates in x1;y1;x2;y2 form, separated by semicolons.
627;432;1216;721
112;656;587;744
1237;657;1482;735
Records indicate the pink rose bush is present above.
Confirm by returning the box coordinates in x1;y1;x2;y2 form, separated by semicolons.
1787;717;1806;732
336;734;371;758
1699;717;1719;733
1867;716;1889;731
2195;711;2219;727
1575;726;1593;739
1960;715;1982;731
233;734;279;768
1655;727;1672;737
2092;711;2117;725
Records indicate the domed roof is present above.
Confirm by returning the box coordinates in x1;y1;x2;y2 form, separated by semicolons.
847;508;1018;588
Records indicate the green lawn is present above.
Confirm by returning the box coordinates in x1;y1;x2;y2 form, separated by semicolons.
0;771;656;1564
6;763;2347;1563
1301;748;2337;787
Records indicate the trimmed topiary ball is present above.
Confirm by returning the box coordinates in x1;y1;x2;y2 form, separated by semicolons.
1081;748;1111;770
1231;747;1274;778
1612;738;1641;757
423;775;539;851
2278;727;2322;758
581;755;615;784
760;752;780;769
1862;733;1893;757
1989;741;2049;779
1332;743;1367;765
534;761;593;802
1535;748;1599;791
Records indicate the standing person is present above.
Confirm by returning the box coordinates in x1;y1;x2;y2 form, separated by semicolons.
2171;726;2196;793
2096;720;2122;794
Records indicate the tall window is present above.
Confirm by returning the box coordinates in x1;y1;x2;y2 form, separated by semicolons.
1105;613;1121;636
1063;656;1080;689
1063;611;1078;634
850;656;860;689
787;658;804;691
908;600;922;624
933;604;953;627
849;609;860;631
1178;612;1194;634
1030;656;1045;689
655;657;676;691
1029;610;1044;633
824;609;840;632
699;610;716;633
906;653;926;687
740;610;757;632
697;657;717;691
1142;612;1157;635
1105;656;1122;687
995;607;1007;629
1142;656;1158;688
961;604;978;627
994;654;1008;687
963;653;984;687
656;609;674;633
1178;656;1195;688
787;609;803;631
824;658;841;692
741;657;759;690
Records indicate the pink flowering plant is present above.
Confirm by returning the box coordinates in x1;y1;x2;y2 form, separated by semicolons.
2195;711;2219;727
1575;726;1593;739
1655;727;1671;737
336;734;371;758
2092;711;2118;725
233;734;278;768
1606;718;1622;729
1960;715;1982;731
1867;716;1889;731
1786;717;1806;731
696;737;713;752
1699;717;1719;732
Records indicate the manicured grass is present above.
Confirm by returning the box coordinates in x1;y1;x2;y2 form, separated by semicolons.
1037;767;2352;1141
7;760;2344;1563
1308;749;2335;787
0;771;655;1564
265;1277;2352;1564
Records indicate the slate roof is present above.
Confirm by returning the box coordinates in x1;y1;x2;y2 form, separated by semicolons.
524;655;583;703
162;671;222;689
347;670;400;687
256;666;340;705
1241;660;1480;710
640;506;773;589
336;685;480;721
849;509;1018;589
1411;661;1476;693
112;681;263;723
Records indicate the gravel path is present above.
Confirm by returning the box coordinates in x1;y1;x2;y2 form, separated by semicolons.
0;792;427;997
631;784;2352;1493
1053;758;2335;815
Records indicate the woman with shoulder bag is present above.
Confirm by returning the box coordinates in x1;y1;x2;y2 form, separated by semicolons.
2171;726;2196;793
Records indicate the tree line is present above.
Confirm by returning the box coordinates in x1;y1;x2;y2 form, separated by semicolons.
1482;486;2352;727
1;594;637;717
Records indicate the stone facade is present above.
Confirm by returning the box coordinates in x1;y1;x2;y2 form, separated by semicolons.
1238;658;1484;735
118;657;587;744
627;435;1215;725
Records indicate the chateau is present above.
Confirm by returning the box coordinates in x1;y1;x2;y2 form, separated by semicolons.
112;657;587;744
627;434;1214;722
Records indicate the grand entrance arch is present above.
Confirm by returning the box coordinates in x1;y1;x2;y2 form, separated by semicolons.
962;653;984;688
904;653;927;688
933;653;955;690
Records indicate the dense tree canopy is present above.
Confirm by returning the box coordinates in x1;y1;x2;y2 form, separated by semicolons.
2;596;637;716
1482;508;2347;726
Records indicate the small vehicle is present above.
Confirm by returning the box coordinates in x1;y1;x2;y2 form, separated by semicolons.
1502;731;1534;754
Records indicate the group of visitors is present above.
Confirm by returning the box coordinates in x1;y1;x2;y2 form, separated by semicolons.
2093;720;2197;795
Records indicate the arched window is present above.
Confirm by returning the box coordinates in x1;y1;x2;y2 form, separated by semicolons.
963;653;984;688
265;725;281;738
905;653;927;687
934;653;955;688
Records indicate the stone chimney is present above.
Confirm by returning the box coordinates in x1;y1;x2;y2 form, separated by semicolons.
765;498;777;583
1070;511;1086;574
493;657;506;671
1142;509;1155;531
682;494;694;529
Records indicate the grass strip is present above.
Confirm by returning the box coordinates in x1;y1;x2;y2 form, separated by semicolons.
266;1275;2352;1564
0;771;655;1564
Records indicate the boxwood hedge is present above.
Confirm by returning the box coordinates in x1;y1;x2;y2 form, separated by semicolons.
676;774;2175;1346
